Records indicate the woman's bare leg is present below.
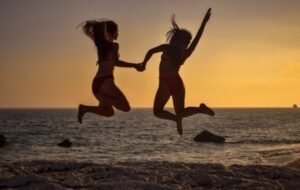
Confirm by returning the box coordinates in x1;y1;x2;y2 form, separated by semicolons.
153;81;184;135
172;89;185;136
77;103;114;123
153;81;177;122
77;79;131;123
99;80;130;112
171;89;214;133
180;103;215;117
170;83;214;118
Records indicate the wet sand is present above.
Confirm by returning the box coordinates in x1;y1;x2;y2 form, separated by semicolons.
1;160;300;189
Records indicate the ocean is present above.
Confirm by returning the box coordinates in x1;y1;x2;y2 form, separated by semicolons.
1;108;300;166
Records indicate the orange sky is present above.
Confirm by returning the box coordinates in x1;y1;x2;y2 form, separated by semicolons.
0;0;300;108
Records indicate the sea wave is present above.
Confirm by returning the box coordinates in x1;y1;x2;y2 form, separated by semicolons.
227;140;300;145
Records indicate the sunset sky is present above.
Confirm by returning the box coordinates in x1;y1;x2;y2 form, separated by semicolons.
0;0;300;108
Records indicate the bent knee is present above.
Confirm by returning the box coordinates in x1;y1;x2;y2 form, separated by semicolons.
102;108;114;117
106;110;115;117
153;108;162;117
119;103;130;112
123;104;130;112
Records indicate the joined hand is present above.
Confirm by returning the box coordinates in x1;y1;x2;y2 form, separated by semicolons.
135;63;145;72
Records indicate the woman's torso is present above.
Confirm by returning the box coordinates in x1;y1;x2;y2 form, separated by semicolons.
159;46;186;76
95;43;119;78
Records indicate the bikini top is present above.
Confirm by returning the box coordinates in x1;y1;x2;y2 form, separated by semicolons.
161;53;184;66
97;52;120;64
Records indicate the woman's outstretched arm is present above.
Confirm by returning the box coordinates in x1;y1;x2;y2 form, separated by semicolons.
142;44;167;67
114;44;166;70
142;44;167;68
113;43;143;71
185;8;211;58
115;60;144;71
115;60;139;67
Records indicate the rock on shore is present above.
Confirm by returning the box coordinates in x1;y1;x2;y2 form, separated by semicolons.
0;135;6;147
57;139;72;148
0;160;299;189
194;130;225;143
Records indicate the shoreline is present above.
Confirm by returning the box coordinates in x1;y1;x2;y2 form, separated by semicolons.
1;160;299;189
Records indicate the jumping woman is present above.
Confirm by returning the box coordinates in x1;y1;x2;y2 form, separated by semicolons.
142;8;214;135
77;19;143;123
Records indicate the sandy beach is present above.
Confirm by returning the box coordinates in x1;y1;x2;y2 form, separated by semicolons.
1;160;300;190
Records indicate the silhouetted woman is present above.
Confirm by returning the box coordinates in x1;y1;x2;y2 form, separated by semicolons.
77;20;143;123
142;8;214;135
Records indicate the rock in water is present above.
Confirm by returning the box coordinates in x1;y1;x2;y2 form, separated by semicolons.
57;139;72;148
0;134;7;147
194;130;225;143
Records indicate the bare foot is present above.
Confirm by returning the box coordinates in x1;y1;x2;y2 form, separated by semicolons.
176;119;183;136
199;103;215;116
77;104;85;123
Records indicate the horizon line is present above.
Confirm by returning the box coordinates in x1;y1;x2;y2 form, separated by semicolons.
0;106;298;109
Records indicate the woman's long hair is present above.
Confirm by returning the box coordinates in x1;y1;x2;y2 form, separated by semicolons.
166;15;192;45
78;19;118;62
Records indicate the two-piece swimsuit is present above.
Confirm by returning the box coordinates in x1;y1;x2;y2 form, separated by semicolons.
159;54;184;95
92;75;114;95
92;54;117;95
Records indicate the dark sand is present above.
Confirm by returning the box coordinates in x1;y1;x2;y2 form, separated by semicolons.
1;160;300;190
